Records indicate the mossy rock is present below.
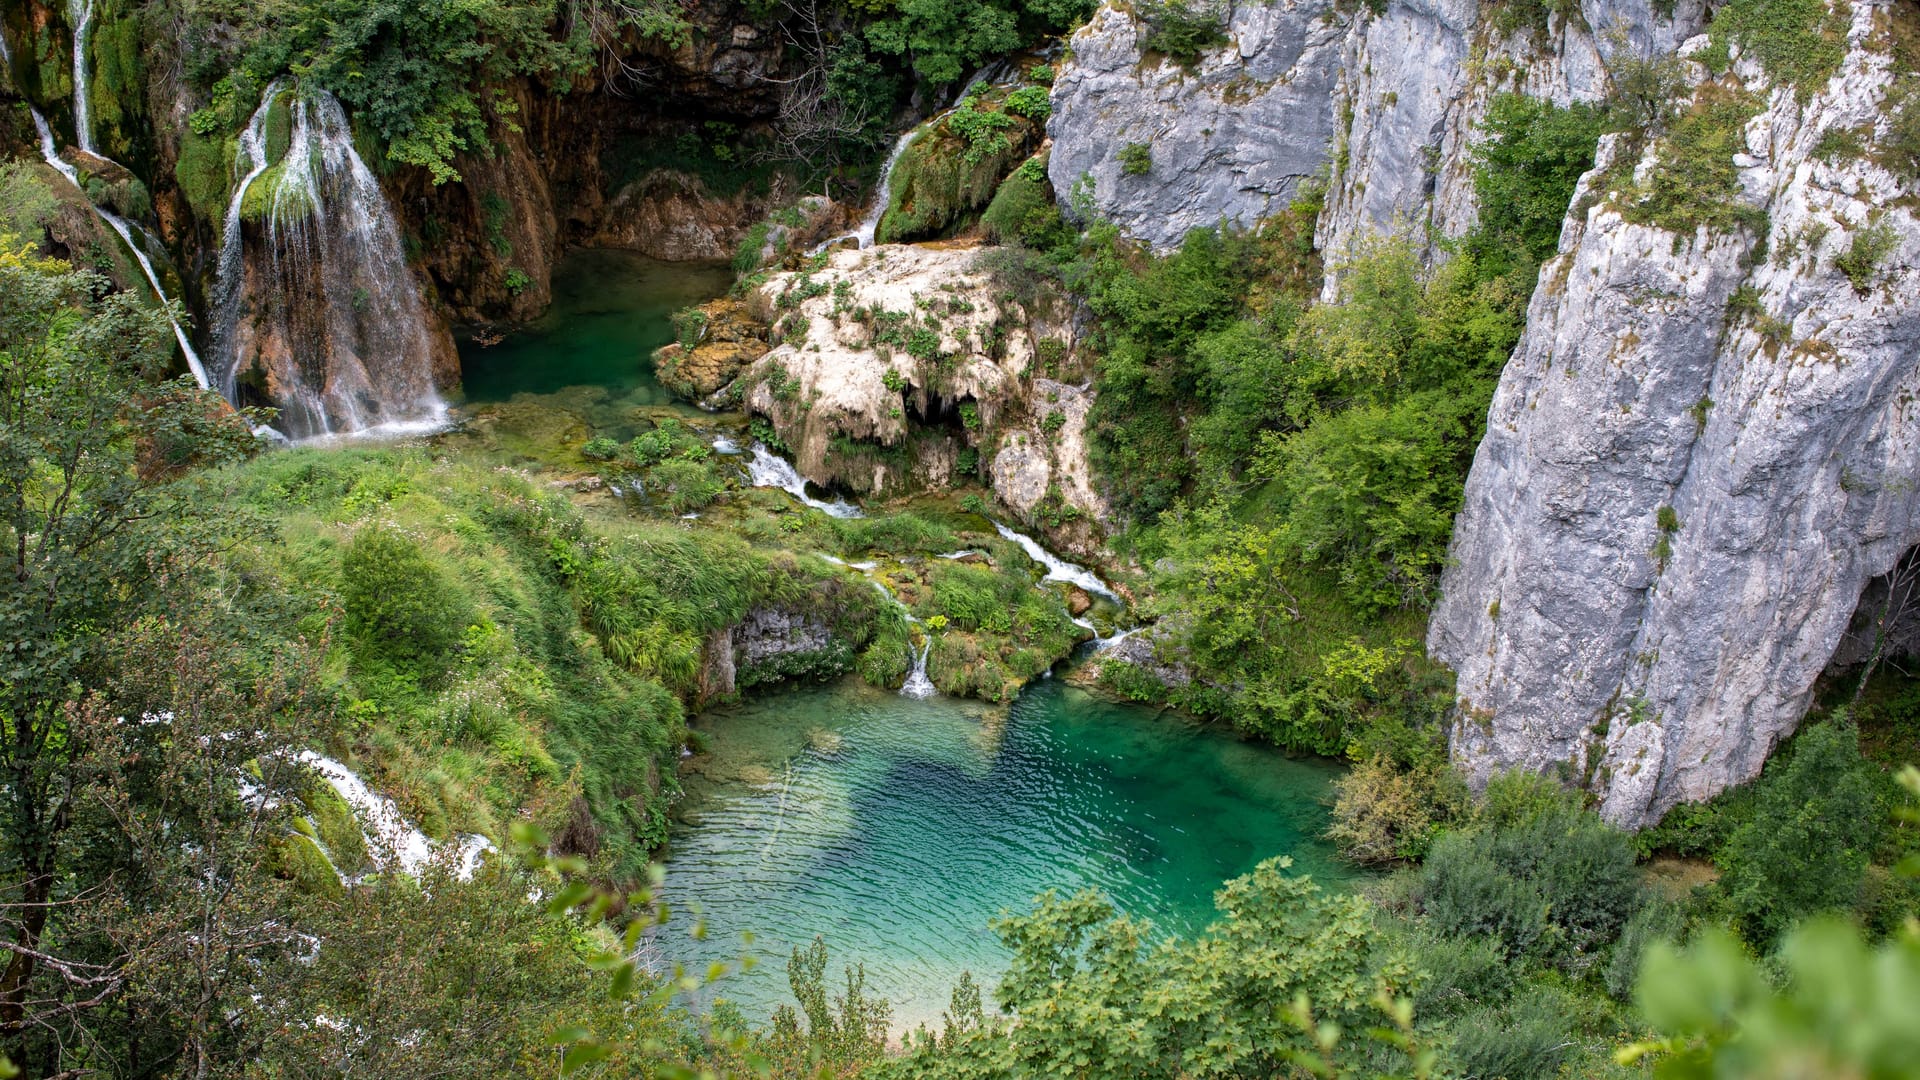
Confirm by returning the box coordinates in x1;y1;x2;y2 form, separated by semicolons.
980;154;1056;245
875;111;1039;244
300;777;372;876
238;159;317;225
270;832;346;899
174;128;236;223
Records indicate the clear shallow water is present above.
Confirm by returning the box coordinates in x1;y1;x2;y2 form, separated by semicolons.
658;677;1351;1031
456;250;730;404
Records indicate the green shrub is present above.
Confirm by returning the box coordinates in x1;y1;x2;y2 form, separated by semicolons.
1620;87;1765;234
1708;0;1848;99
1004;86;1052;120
981;159;1057;247
1834;219;1898;293
1462;93;1605;284
649;459;724;513
1407;928;1514;1020
1446;984;1580;1080
1117;142;1152;175
581;437;621;461
342;524;474;679
1136;0;1227;67
1604;896;1683;1001
1419;800;1641;969
1716;717;1882;947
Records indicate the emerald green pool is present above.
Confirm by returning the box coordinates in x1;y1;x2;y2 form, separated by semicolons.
456;250;729;405
658;677;1351;1031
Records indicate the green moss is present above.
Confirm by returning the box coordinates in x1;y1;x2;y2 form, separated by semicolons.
300;778;372;876
980;155;1059;246
264;90;294;167
875;111;1038;244
271;832;345;898
174;128;235;223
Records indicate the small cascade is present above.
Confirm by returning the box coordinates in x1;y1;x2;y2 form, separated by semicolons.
68;0;94;152
814;64;1005;253
900;636;935;698
992;521;1120;601
740;440;863;517
29;110;211;388
212;85;448;440
297;752;491;881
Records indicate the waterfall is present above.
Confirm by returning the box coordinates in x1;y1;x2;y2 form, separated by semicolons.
212;85;448;440
68;0;94;152
900;636;935;698
814;64;1005;252
297;752;492;881
740;440;863;517
29;110;212;388
992;521;1120;601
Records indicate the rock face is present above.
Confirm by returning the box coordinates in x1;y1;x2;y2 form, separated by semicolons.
1048;0;1709;270
699;607;846;699
1047;0;1345;250
736;243;1108;532
1430;5;1920;827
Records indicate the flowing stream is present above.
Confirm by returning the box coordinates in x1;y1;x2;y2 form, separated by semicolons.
741;441;864;518
297;752;491;881
213;85;447;439
659;678;1351;1031
992;521;1120;601
29;101;211;388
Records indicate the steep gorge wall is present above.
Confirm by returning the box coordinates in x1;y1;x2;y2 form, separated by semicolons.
1049;0;1918;823
1431;1;1920;826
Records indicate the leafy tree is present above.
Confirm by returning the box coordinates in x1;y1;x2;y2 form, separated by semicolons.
1460;94;1605;284
880;858;1428;1078
0;253;257;1048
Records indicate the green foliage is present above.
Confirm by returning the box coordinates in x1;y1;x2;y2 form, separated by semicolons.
1416;791;1642;971
1462;93;1605;284
195;0;692;184
0;161;60;247
1446;983;1580;1079
1884;79;1920;183
1625;919;1920;1078
1136;0;1228;67
342;524;476;681
1835;218;1898;293
882;858;1424;1079
1715;718;1883;947
877;108;1038;243
1004;85;1052;120
863;0;1093;85
173;125;236;223
1331;715;1470;863
1118;141;1153;175
1618;87;1766;234
1708;0;1849;99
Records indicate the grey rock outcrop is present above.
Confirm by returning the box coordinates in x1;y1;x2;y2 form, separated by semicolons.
1046;0;1346;250
1430;5;1920;827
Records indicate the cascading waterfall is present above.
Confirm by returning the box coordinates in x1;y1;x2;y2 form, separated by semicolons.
29;104;212;388
212;85;447;439
67;0;95;152
740;440;863;517
992;521;1121;601
900;636;935;698
297;752;492;881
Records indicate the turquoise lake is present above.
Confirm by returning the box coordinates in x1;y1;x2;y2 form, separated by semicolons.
657;676;1351;1032
456;250;729;405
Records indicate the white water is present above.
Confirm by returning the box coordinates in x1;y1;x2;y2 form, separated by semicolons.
297;752;491;881
68;0;94;152
740;440;863;517
30;110;212;388
212;85;448;440
993;521;1120;601
900;636;935;698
